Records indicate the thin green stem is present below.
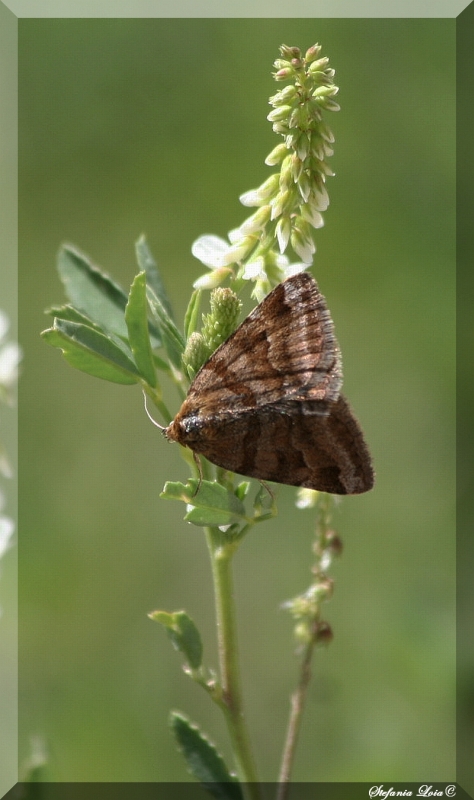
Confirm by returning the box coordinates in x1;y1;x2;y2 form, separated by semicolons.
276;638;315;799
206;525;262;800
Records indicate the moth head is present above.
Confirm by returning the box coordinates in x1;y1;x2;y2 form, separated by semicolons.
164;413;204;447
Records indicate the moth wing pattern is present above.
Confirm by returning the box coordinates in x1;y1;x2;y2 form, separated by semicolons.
164;272;374;495
181;272;343;418
182;395;373;495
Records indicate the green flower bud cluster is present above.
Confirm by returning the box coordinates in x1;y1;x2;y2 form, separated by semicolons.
283;583;334;647
182;332;211;381
201;288;242;354
191;43;339;301
265;43;338;262
284;491;340;647
182;288;242;379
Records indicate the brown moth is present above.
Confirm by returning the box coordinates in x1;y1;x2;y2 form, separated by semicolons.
164;272;374;495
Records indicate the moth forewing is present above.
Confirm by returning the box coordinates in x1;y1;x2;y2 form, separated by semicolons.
164;273;374;495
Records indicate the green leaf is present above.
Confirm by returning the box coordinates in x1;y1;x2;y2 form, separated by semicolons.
125;271;158;387
41;319;141;384
160;480;197;503
253;483;277;516
135;234;175;321
161;480;248;528
184;289;202;340
57;245;130;338
170;712;243;800
45;304;104;329
146;285;185;370
149;610;203;669
235;482;251;502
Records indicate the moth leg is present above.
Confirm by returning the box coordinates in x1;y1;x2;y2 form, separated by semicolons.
191;450;203;497
259;480;275;501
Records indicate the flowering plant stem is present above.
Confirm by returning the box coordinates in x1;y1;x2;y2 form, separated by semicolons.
277;637;315;795
276;492;338;794
206;523;262;798
41;43;350;793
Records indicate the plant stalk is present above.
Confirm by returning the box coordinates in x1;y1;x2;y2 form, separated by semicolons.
206;526;262;800
276;638;315;799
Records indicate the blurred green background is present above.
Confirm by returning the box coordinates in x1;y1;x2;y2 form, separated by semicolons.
17;18;455;783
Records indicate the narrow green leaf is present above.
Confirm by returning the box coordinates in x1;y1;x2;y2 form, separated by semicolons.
135;234;175;321
184;289;202;340
48;304;166;369
57;245;130;338
161;480;248;527
170;712;243;800
45;304;103;329
149;610;203;669
42;319;140;384
169;612;203;670
146;285;185;370
125;271;157;387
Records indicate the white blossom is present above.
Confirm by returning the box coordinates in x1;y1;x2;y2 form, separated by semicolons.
191;235;232;269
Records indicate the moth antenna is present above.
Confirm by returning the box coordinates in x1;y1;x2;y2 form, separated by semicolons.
142;390;165;431
191;451;203;497
143;391;204;496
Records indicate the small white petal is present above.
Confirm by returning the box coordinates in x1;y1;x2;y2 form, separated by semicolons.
311;142;326;160
310;185;329;211
240;175;279;207
0;449;13;479
223;238;255;265
298;174;311;203
276;218;291;254
291;230;316;264
320;122;335;143
227;228;243;244
191;235;230;268
0;516;14;559
283;263;309;278
193;267;230;290
301;205;324;228
252;283;268;303
264;143;288;166
239;218;258;237
320;551;332;571
239;188;268;207
295;488;319;509
0;311;10;343
275;253;290;270
296;137;310;161
238;206;271;237
0;342;21;387
242;258;266;280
